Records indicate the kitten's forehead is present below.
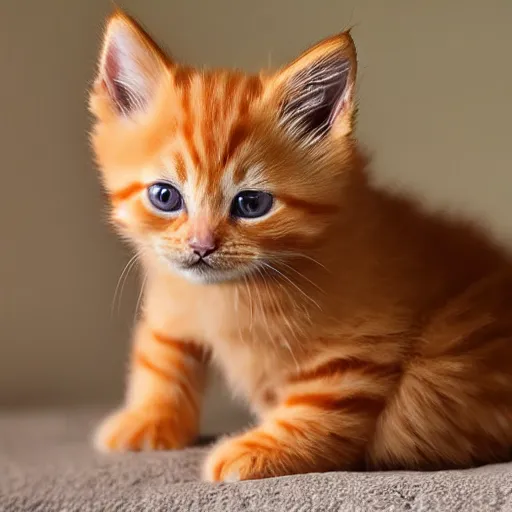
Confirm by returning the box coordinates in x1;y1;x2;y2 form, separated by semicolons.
171;68;264;192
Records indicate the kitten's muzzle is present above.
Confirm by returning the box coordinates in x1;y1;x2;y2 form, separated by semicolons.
188;225;218;258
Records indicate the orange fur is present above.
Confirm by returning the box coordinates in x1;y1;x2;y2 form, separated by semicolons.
90;11;512;480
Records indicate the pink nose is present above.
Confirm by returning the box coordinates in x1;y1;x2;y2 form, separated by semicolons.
188;235;217;258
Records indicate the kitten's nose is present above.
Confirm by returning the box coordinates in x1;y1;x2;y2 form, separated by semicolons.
188;235;217;258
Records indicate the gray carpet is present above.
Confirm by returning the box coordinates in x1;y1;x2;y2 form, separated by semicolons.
1;409;512;511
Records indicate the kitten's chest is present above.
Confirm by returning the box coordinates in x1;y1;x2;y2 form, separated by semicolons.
201;291;306;411
209;333;290;415
149;275;311;408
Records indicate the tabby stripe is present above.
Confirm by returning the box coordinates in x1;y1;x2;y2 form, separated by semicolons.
220;76;262;169
202;72;218;161
238;431;277;452
183;125;201;168
174;153;187;182
276;419;305;438
277;194;339;216
223;121;250;169
110;182;144;203
135;352;172;382
239;437;274;452
176;379;200;416
168;213;188;232
133;201;175;230
285;393;385;414
224;73;243;118
151;331;206;363
238;75;263;117
212;460;226;481
247;431;277;449
135;352;200;415
162;356;188;385
173;66;194;90
288;358;400;383
180;76;201;168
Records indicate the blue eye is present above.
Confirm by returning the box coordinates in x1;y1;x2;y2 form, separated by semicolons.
147;183;183;212
231;190;273;219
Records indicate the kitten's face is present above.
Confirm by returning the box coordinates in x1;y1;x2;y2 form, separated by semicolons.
90;13;357;284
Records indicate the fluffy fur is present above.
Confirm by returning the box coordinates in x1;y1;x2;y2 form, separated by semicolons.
90;11;512;481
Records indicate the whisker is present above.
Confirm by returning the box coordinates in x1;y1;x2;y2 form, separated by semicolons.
261;262;322;311
259;266;301;371
111;252;141;318
242;274;254;333
267;258;325;294
270;250;330;272
134;269;149;325
234;282;245;344
255;266;274;346
218;253;257;260
264;266;309;334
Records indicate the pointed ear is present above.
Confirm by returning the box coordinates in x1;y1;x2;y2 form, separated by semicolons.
274;32;357;146
91;11;169;118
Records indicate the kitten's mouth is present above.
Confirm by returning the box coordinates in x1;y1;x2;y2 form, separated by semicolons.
189;258;213;269
180;257;227;282
158;250;254;284
177;257;254;284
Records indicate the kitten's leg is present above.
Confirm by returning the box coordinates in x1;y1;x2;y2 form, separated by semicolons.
94;319;208;451
203;359;399;481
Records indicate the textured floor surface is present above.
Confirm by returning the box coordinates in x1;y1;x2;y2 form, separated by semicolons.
1;408;512;511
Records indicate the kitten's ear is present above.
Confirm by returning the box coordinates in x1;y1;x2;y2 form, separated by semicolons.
91;11;169;118
274;32;357;146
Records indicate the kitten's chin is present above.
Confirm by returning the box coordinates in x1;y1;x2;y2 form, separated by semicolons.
174;264;253;285
156;253;255;284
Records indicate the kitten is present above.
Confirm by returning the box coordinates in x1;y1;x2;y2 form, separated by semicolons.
89;11;512;481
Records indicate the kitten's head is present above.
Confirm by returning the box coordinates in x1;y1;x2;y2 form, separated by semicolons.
90;11;358;284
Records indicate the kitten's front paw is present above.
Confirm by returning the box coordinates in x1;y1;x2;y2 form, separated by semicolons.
93;405;197;452
203;431;290;482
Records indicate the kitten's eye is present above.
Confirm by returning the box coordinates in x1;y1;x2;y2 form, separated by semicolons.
147;183;183;212
231;190;273;219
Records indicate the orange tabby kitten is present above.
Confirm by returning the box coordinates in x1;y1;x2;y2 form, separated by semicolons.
89;11;512;481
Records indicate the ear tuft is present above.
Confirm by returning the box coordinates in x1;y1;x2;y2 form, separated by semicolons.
94;11;168;117
276;33;357;145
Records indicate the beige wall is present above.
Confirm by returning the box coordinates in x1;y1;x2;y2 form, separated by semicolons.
1;0;511;432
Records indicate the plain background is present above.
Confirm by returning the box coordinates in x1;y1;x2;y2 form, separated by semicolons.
1;0;511;433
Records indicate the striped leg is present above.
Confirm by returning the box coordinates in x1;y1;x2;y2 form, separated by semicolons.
203;357;399;481
94;319;208;451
